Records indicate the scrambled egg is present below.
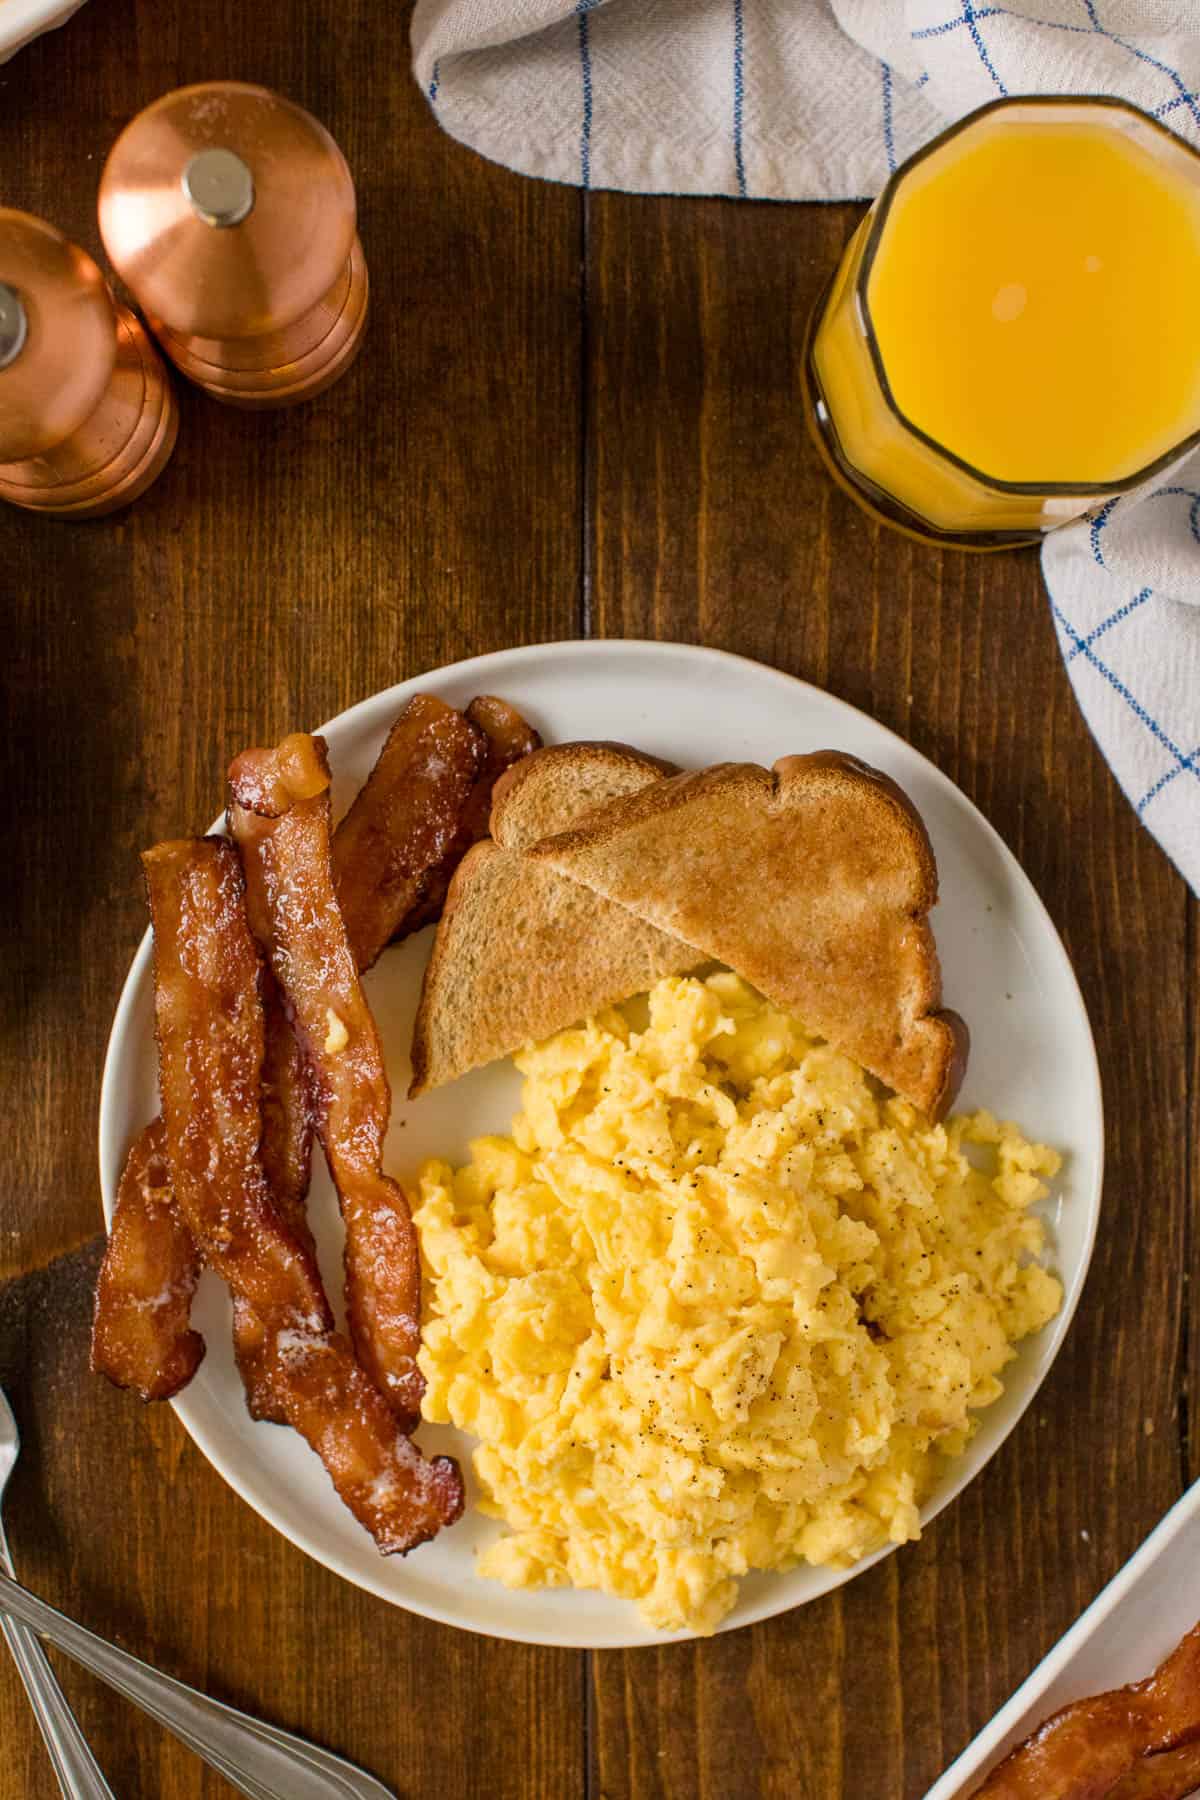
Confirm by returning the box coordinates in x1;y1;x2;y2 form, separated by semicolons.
414;974;1062;1634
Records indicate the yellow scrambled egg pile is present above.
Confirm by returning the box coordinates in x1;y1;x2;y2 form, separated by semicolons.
415;974;1062;1634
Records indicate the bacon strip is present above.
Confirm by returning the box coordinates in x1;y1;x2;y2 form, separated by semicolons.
96;739;327;1417
96;972;314;1423
400;695;541;935
229;738;426;1428
143;834;461;1550
233;839;318;1423
144;838;332;1336
267;1329;463;1552
976;1622;1200;1799
90;1120;205;1402
331;693;486;973
95;698;539;1410
1106;1736;1200;1799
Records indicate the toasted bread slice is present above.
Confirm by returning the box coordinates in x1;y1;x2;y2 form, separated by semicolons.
528;752;968;1117
409;744;700;1095
490;741;678;848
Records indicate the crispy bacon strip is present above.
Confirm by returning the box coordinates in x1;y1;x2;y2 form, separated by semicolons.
143;838;332;1336
95;738;326;1414
94;698;537;1409
400;695;541;935
257;978;315;1245
90;1120;204;1402
233;853;318;1422
977;1623;1200;1799
227;730;330;816
143;834;461;1550
1107;1736;1200;1799
97;976;314;1423
229;738;426;1427
331;693;486;973
231;1009;314;1417
268;1329;463;1552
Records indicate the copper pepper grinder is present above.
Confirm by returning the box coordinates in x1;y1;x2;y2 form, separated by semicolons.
0;210;177;517
98;82;369;408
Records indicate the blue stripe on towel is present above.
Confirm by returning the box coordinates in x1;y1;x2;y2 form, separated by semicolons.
913;2;1199;133
733;0;748;197
1139;747;1200;814
1065;586;1153;661
881;62;897;171
1052;598;1200;789
1089;497;1120;568
1106;31;1200;132
960;0;1008;93
577;1;594;190
912;9;1004;41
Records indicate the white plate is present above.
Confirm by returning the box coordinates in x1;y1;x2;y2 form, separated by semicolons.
0;0;88;64
98;639;1104;1649
927;1477;1200;1799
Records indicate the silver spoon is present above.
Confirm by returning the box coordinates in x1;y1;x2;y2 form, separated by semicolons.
0;1387;396;1800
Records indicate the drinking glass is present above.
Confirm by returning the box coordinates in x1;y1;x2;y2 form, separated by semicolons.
804;97;1200;550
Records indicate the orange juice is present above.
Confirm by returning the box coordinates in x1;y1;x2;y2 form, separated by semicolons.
808;99;1200;544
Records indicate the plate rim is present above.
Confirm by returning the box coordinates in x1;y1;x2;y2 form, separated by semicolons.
97;637;1105;1648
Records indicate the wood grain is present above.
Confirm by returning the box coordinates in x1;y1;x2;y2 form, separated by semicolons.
0;5;1195;1799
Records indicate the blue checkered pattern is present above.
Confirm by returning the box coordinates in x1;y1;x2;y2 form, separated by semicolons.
412;0;1199;215
1043;468;1200;892
902;0;1200;147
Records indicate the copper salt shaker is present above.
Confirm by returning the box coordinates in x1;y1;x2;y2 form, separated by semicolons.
98;82;369;408
0;210;177;517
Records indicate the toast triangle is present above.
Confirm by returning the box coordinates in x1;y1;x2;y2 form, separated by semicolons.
490;741;680;849
409;744;700;1095
527;751;967;1117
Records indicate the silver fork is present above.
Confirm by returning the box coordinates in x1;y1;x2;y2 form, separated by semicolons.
0;1386;397;1800
0;1389;114;1799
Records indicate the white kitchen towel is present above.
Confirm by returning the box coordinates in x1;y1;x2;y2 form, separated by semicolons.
412;0;1200;889
1042;471;1200;891
412;0;1200;199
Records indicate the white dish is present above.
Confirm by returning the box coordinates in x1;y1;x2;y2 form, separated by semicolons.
927;1476;1200;1799
98;639;1104;1648
0;0;87;65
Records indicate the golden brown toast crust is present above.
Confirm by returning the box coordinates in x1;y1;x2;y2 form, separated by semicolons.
409;746;698;1095
527;751;967;1118
491;741;681;848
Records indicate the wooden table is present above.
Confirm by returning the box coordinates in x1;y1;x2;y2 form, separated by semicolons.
1;4;1195;1795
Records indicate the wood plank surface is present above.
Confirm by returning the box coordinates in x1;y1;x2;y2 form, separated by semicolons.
0;4;1195;1798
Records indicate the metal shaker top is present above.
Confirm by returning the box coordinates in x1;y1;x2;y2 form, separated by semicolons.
0;285;29;371
98;81;358;341
182;147;256;229
0;211;117;463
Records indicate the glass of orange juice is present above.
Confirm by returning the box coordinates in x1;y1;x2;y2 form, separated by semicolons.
805;97;1200;549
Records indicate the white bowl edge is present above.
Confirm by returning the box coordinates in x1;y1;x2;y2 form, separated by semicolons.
925;1476;1200;1799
